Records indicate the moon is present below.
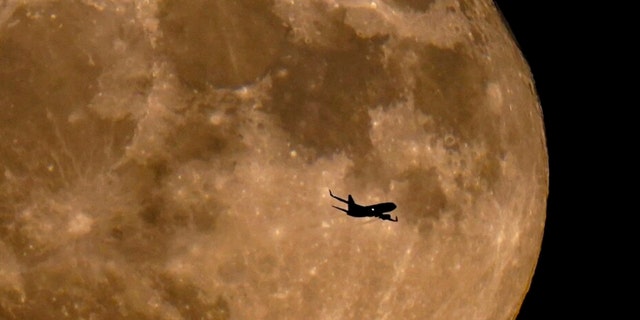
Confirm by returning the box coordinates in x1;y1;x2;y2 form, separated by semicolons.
0;0;547;319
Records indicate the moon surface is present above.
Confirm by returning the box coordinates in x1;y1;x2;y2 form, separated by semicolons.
0;0;547;319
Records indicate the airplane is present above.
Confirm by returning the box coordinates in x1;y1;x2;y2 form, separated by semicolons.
329;189;398;222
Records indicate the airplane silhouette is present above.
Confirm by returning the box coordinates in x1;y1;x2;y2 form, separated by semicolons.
329;189;398;222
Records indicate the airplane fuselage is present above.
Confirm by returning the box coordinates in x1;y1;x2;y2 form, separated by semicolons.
349;202;397;218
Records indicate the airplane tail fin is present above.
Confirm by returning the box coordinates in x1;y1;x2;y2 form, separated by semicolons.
348;195;355;206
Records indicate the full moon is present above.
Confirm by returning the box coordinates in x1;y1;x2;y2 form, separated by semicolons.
0;0;547;319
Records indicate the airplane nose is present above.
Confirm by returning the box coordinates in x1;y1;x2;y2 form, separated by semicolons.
383;202;397;211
